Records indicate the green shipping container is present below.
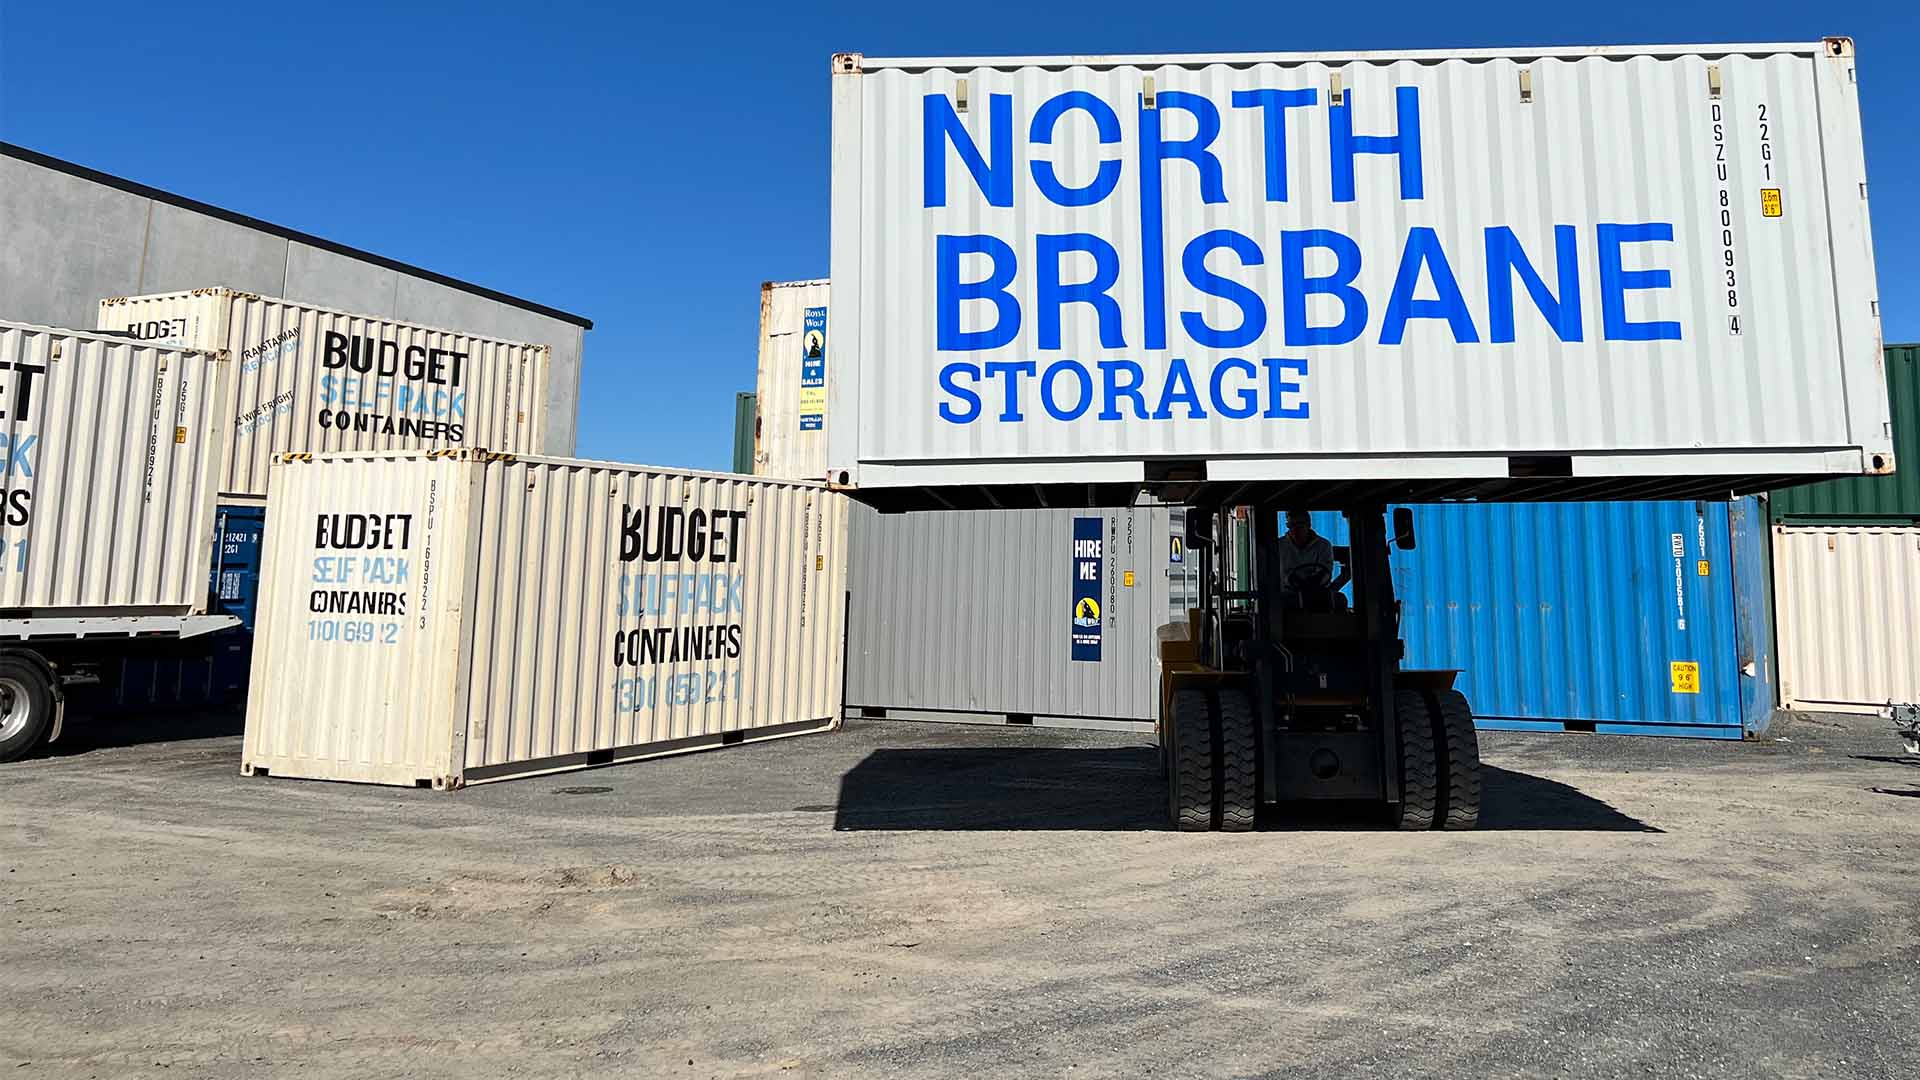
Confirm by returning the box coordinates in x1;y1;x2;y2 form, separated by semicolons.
1770;345;1920;522
732;391;757;474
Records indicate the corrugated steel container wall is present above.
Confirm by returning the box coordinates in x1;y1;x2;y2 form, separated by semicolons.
242;452;846;788
1167;507;1200;618
754;279;831;481
0;320;227;614
1771;345;1920;522
845;503;1171;722
1772;524;1920;713
732;391;758;474
1728;496;1776;733
829;44;1886;491
1314;499;1768;737
97;289;548;499
243;455;471;785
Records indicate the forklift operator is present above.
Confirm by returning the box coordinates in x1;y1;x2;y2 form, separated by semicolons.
1276;510;1336;603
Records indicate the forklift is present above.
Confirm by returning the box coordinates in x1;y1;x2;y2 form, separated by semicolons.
1158;505;1481;832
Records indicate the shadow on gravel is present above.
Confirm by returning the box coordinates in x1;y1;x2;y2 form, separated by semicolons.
831;749;1658;833
833;746;1166;831
34;705;244;759
1475;765;1659;831
1851;755;1920;768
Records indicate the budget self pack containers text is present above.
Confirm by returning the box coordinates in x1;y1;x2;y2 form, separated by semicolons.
98;289;547;499
242;452;847;788
0;321;227;614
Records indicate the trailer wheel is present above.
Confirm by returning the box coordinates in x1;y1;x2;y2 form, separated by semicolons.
1394;690;1438;830
1167;688;1214;832
1430;690;1482;831
1216;688;1257;832
0;655;56;763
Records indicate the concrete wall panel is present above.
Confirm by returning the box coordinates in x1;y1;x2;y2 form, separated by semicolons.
141;202;287;298
283;242;400;318
395;275;581;454
1;146;585;453
0;155;148;327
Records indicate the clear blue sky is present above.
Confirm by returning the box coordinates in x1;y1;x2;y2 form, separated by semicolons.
2;2;1915;470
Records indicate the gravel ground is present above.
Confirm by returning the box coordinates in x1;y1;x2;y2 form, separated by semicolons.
2;710;1916;1079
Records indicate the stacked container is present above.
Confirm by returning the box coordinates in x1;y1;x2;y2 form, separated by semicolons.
1769;345;1920;714
98;288;549;501
752;279;829;482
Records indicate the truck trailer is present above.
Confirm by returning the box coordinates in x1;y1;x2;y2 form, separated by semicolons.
825;40;1886;829
0;321;237;762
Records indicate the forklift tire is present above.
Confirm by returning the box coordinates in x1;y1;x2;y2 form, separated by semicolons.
1393;690;1438;830
1430;690;1482;830
1167;688;1215;832
1216;689;1257;832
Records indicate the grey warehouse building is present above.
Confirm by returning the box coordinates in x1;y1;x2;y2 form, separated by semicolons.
0;142;589;453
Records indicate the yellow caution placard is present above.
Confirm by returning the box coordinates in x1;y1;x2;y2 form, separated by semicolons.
1123;570;1136;587
1697;559;1710;576
1760;188;1782;217
1670;661;1700;694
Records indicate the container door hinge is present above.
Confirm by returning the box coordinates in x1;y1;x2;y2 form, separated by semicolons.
1518;67;1533;104
1142;75;1156;110
1329;72;1344;107
955;77;969;113
1707;64;1722;99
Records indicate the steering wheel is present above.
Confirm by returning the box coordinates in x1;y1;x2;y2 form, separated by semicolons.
1287;562;1333;592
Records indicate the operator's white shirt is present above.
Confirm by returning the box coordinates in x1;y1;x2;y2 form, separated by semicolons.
1276;532;1335;585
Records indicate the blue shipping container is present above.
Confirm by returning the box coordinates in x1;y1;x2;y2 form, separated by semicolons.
210;503;268;633
1311;499;1772;739
93;503;267;712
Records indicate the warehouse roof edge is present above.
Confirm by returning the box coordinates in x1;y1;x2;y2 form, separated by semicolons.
0;141;593;330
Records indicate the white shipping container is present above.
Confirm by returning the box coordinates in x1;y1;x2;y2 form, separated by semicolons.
98;288;548;500
242;451;847;788
828;42;1887;500
754;279;832;481
0;320;228;615
1772;524;1920;714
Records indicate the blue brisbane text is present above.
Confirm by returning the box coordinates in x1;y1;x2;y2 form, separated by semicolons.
937;223;1681;355
939;356;1308;425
